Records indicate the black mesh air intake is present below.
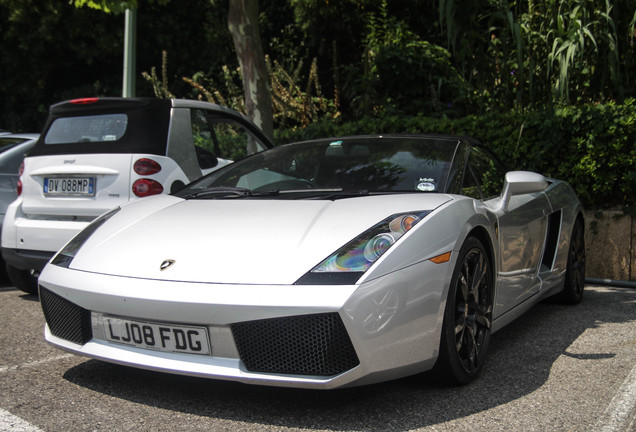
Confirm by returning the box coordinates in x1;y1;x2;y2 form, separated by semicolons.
40;287;92;345
231;312;359;377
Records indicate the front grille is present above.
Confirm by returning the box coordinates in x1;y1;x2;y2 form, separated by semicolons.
231;312;359;377
40;287;92;345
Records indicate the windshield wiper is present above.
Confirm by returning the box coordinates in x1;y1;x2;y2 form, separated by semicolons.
181;186;279;200
316;189;370;200
182;187;376;201
273;188;371;200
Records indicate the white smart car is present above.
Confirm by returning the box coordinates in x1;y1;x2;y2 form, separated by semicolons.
2;97;273;294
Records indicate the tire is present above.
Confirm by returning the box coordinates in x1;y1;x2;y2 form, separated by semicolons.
557;220;586;305
6;264;39;295
436;237;493;385
0;257;9;283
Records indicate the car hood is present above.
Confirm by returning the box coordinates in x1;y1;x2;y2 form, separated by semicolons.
68;193;453;285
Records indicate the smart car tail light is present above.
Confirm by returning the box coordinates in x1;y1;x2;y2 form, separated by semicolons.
16;162;24;196
132;179;164;197
134;158;162;175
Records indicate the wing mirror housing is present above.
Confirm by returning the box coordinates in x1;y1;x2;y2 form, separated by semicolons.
498;171;548;212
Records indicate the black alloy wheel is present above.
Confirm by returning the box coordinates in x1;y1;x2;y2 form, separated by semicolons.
558;219;586;304
437;236;493;385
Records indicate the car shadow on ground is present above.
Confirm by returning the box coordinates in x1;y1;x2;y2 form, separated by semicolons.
62;286;634;431
0;282;39;301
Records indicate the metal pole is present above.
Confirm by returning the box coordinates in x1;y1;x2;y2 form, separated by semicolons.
122;8;137;97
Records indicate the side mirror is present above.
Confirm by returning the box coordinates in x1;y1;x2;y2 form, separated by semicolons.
498;171;548;212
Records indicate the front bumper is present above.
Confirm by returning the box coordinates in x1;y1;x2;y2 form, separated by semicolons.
39;260;451;389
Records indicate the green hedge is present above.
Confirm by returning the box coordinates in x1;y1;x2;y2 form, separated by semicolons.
275;100;636;211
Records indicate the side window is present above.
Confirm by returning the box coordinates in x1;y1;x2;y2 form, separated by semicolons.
462;147;506;200
211;121;253;161
0;140;29;174
191;110;218;170
461;165;483;199
191;109;267;171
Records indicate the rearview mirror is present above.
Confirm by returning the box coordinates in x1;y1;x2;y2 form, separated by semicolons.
498;171;548;212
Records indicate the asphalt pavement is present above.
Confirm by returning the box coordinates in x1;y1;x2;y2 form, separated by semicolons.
0;283;635;431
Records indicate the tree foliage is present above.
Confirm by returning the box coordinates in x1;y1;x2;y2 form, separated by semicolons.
1;0;634;198
437;0;635;108
72;0;169;14
0;0;235;131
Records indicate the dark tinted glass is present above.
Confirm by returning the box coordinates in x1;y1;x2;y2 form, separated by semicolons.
44;114;128;144
179;136;460;195
0;137;27;150
462;146;506;199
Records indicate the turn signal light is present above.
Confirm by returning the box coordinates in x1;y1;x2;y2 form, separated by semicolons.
132;179;164;197
18;162;24;177
134;158;162;175
429;251;452;264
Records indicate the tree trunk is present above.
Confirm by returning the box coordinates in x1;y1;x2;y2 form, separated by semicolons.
228;0;274;144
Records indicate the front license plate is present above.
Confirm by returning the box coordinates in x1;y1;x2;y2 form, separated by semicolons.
44;177;95;196
103;317;211;355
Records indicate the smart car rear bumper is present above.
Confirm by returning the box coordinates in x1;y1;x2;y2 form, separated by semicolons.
2;247;54;272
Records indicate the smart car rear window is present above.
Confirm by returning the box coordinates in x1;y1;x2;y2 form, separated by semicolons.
29;98;171;156
44;114;128;144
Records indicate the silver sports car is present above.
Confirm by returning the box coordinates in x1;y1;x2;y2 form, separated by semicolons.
39;134;585;389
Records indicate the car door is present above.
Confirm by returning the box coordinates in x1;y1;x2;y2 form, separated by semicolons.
494;187;550;312
462;146;550;314
166;104;273;187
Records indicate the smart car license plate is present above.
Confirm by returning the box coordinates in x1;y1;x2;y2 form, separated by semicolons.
103;317;211;355
44;177;95;196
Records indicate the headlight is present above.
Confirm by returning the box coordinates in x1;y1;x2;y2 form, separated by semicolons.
50;207;121;268
295;211;429;285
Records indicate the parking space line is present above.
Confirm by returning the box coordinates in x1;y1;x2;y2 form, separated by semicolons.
0;354;74;373
595;365;636;431
0;355;74;431
0;409;44;432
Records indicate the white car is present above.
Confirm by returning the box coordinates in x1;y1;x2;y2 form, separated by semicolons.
39;134;585;389
0;133;39;218
2;98;272;294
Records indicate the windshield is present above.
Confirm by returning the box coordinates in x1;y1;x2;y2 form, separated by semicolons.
176;136;460;199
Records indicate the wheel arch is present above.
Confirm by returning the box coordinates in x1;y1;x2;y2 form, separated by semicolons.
574;211;585;230
465;224;496;282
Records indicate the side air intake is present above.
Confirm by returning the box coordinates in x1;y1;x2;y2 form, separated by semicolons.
231;312;359;377
40;287;92;345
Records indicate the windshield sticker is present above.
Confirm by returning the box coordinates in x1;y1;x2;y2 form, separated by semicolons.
417;178;436;192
